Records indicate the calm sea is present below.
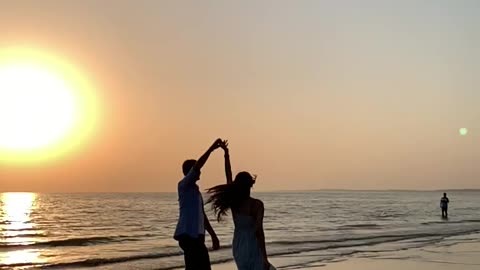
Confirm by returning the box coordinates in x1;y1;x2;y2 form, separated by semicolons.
1;191;479;269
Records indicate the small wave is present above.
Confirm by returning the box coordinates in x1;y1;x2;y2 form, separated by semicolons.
39;252;183;269
338;223;380;229
421;219;480;225
1;232;49;238
0;235;135;250
0;262;46;269
0;227;38;232
265;228;480;260
45;229;469;270
373;212;406;219
13;228;477;270
39;253;233;270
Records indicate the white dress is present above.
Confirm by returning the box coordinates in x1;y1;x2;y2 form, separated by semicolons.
232;214;264;270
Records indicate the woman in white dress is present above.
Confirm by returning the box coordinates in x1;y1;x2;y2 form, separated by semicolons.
207;141;272;270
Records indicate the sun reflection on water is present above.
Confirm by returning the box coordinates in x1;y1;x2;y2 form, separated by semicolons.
0;192;44;267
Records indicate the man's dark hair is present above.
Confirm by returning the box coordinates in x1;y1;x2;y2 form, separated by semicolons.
182;159;197;175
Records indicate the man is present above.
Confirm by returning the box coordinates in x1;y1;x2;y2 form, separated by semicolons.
440;193;450;218
174;139;222;270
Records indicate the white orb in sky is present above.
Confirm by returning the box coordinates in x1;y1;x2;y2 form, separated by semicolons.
459;128;468;136
0;47;99;164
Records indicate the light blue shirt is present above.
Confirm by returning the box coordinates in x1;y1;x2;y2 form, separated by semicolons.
174;168;205;240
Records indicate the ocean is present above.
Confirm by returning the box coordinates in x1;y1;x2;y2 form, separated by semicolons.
1;191;479;269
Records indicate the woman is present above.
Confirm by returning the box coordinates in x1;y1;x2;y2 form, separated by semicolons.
206;141;272;270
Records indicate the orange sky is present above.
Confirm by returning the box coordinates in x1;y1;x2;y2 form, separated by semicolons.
1;1;479;192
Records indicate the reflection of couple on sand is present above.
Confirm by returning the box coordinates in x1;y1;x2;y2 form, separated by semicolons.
174;139;274;270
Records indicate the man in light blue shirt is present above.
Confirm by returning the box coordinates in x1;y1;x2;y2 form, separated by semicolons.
174;139;221;270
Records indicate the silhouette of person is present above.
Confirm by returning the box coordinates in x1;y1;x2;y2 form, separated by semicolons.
207;140;273;270
174;139;222;270
440;193;449;218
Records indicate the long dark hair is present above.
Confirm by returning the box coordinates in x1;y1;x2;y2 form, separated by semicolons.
206;171;256;222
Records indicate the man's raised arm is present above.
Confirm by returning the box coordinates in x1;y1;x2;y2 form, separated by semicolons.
193;139;222;172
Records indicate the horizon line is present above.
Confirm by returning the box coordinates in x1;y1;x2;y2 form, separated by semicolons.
1;188;479;193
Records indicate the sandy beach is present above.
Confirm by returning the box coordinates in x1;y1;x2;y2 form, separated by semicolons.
214;239;480;270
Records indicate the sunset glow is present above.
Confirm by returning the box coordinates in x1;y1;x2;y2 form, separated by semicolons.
0;1;478;191
0;48;99;164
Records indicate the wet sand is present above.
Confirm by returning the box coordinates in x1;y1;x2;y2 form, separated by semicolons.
214;240;480;270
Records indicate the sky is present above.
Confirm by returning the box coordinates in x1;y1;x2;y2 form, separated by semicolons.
0;0;479;192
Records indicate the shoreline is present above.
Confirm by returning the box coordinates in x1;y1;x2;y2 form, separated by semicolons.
213;238;480;270
60;233;480;270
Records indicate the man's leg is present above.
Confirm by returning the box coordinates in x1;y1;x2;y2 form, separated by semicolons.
180;236;211;270
196;235;212;270
179;237;196;270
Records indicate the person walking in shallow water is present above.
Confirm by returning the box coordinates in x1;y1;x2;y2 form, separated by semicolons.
440;193;450;218
174;139;222;270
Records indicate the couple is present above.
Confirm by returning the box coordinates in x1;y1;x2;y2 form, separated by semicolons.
174;139;273;270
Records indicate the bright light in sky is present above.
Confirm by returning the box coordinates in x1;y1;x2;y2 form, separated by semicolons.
0;64;77;150
459;128;468;136
0;47;99;164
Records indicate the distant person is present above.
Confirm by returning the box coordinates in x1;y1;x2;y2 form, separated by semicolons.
440;193;450;218
174;139;222;270
207;140;274;270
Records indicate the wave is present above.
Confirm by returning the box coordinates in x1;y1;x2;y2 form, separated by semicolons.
272;231;447;247
0;262;46;269
1;232;48;238
338;223;381;229
12;227;476;270
37;253;233;270
421;219;480;225
0;235;137;250
37;251;183;269
0;227;39;232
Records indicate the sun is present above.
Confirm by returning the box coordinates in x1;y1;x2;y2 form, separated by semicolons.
0;47;99;164
0;64;77;150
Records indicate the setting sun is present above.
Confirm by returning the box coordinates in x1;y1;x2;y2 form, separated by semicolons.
0;48;99;164
0;64;77;150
